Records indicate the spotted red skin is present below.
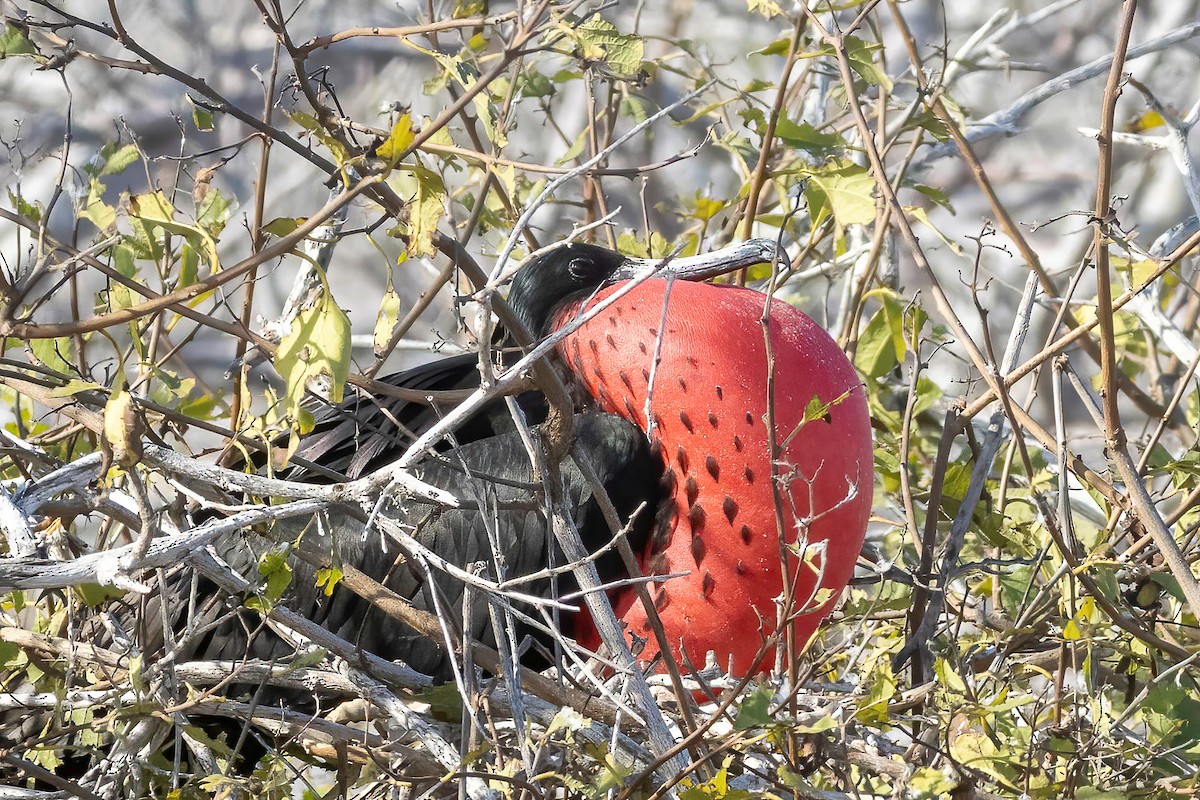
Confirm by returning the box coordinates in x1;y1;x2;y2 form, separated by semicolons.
560;280;873;676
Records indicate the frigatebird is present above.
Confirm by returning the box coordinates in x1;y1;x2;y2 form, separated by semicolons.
161;238;874;684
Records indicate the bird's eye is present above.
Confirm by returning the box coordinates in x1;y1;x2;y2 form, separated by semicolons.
568;257;594;281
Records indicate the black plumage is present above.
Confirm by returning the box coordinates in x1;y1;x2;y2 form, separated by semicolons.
151;242;663;681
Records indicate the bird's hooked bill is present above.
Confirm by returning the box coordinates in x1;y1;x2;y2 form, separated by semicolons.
609;238;785;283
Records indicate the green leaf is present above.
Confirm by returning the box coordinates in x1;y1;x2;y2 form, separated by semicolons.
855;300;901;379
1073;789;1131;800
0;24;37;58
773;119;843;155
844;36;892;91
288;111;349;165
802;160;876;230
8;190;43;223
257;545;293;603
102;388;144;469
519;71;555;98
244;595;271;615
0;638;20;668
179;391;219;421
47;378;102;397
185;95;213;132
283;647;329;672
557;128;588;165
92;143;140;178
178;242;199;287
803;393;833;424
908;766;958;798
753;37;791;56
590;749;634;794
571;17;645;77
909;108;952;142
733;683;773;730
912;375;941;416
473;93;508;147
74;583;126;608
393;165;446;258
793;715;838;734
1150;572;1185;604
1145;682;1200;744
413;683;466;723
940;460;972;505
688;194;727;223
874;445;902;493
1062;596;1097;641
679;757;755;799
315;565;343;597
545;706;587;737
855;659;896;724
81;178;116;231
113;242;138;278
127;189;175;223
911;182;954;211
195;186;231;237
30;337;75;375
182;724;235;758
934;658;967;695
275;289;352;421
746;0;783;18
907;206;962;256
150;368;195;401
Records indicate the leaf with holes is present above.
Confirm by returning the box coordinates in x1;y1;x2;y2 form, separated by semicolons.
570;17;644;77
275;289;351;422
393;165;446;258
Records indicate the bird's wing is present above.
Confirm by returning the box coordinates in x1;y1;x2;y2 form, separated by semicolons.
290;353;482;480
287;353;549;480
168;413;657;682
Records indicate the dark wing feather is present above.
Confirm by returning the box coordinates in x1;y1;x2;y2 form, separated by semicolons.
288;353;548;480
183;412;657;681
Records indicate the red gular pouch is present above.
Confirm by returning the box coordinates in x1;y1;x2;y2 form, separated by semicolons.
558;279;873;678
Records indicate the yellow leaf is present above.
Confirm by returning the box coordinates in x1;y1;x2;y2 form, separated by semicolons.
1063;596;1096;641
128;191;221;273
373;284;402;357
275;291;351;422
376;114;415;167
1126;110;1164;133
102;389;145;469
396;165;446;258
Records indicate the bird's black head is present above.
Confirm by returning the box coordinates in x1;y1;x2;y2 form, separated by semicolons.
506;243;628;339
